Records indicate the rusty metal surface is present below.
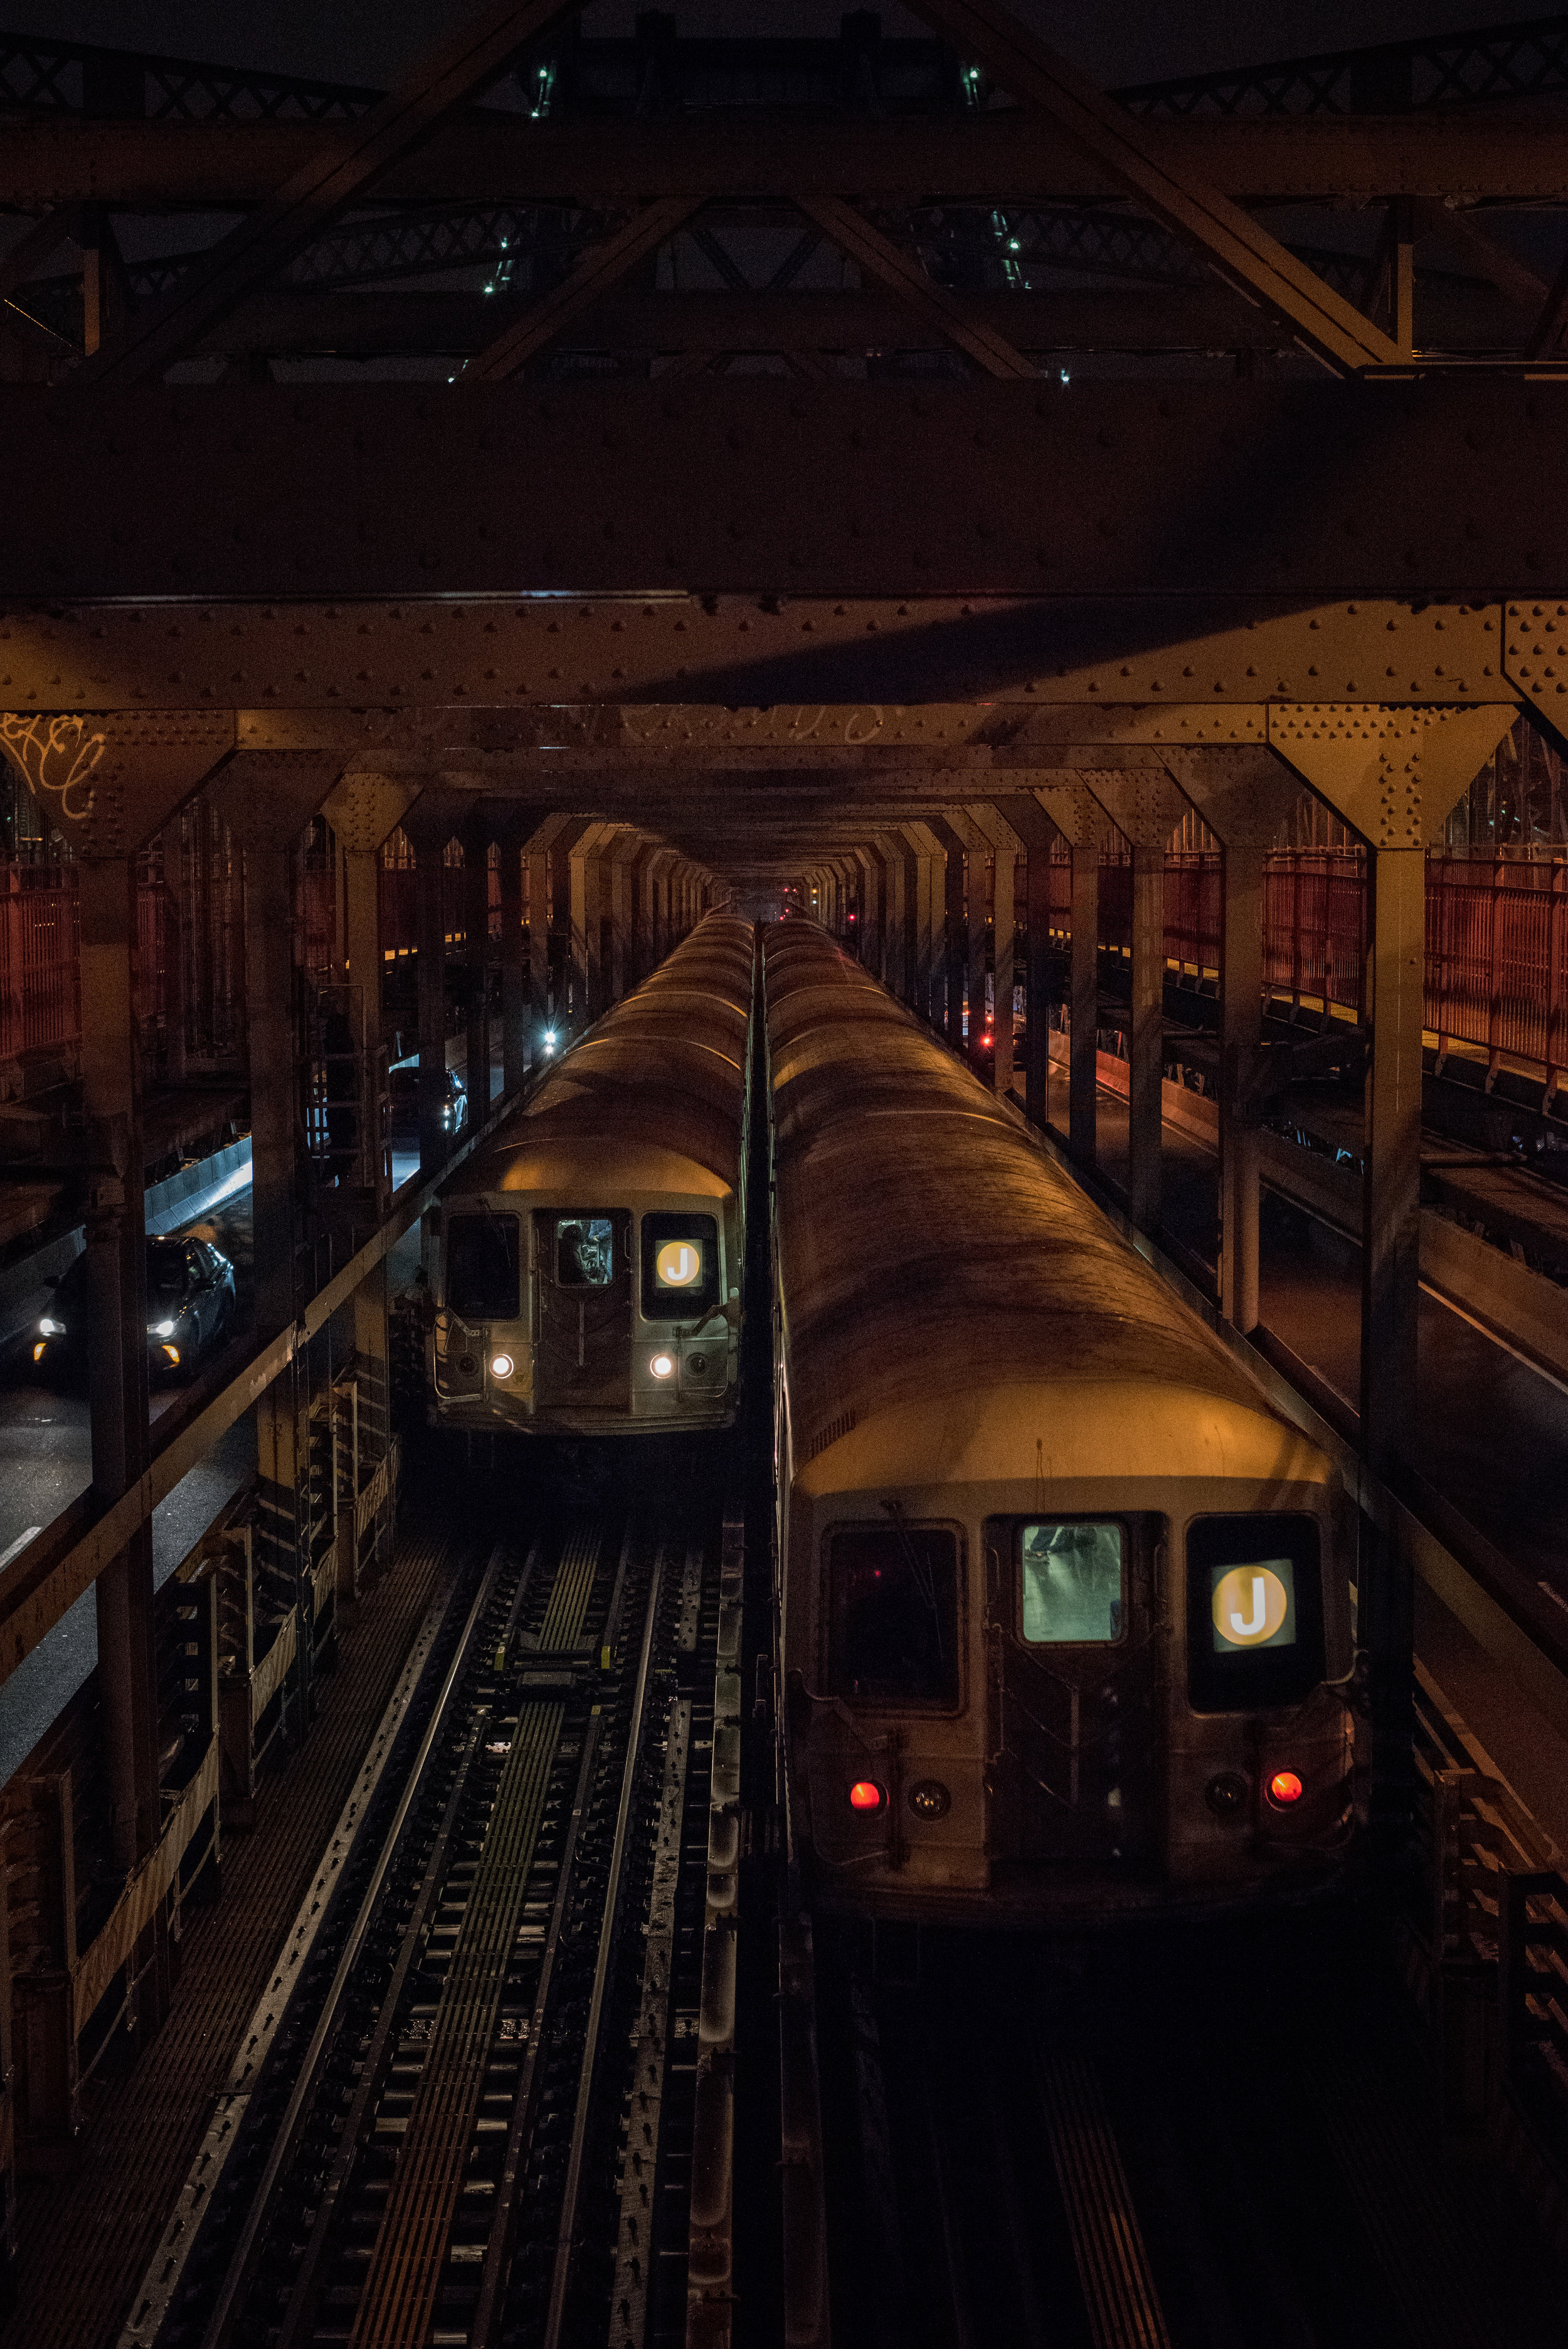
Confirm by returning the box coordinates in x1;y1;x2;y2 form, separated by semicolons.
0;602;1522;720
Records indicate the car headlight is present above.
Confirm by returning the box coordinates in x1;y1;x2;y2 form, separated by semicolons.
38;1317;63;1337
149;1320;177;1338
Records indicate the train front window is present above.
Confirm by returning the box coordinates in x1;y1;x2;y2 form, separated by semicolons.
1185;1514;1325;1711
642;1213;719;1318
1019;1521;1124;1644
447;1212;519;1320
555;1215;615;1286
826;1524;960;1708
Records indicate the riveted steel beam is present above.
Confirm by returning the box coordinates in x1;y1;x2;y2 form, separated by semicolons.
75;0;579;384
1265;699;1518;844
906;0;1402;372
0;708;236;854
465;195;706;380
795;195;1035;379
10;115;1568;212
0;600;1520;720
0;382;1565;607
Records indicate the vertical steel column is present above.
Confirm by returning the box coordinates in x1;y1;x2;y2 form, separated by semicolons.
1362;847;1426;1466
881;842;908;1002
993;798;1061;1130
527;842;551;1036
78;857;158;1874
1069;841;1099;1162
1126;842;1165;1228
498;827;527;1095
244;837;310;1728
967;835;988;1064
970;807;1020;1100
942;831;967;1047
160;817;188;1088
1220;847;1265;1332
577;829;605;1017
416;834;450;1170
1362;845;1426;1850
462;820;491;1115
607;837;633;1001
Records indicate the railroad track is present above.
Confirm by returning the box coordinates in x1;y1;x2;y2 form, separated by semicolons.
813;1907;1560;2349
135;1485;726;2349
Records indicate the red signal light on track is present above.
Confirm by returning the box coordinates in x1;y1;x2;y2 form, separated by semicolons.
1266;1769;1304;1809
848;1780;885;1813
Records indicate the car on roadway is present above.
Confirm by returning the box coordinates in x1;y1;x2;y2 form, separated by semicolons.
389;1063;469;1147
34;1235;238;1380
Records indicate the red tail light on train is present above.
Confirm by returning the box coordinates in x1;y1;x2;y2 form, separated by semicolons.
848;1781;885;1812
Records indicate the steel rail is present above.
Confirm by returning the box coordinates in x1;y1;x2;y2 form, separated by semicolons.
541;1537;670;2348
195;1542;509;2349
271;1535;546;2349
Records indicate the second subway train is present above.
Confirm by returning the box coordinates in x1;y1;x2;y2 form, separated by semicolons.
428;915;753;1436
765;921;1354;1924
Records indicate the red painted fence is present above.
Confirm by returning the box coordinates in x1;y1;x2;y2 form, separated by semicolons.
3;850;1566;1091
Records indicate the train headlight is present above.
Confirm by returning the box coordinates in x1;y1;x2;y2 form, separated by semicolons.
490;1353;514;1381
1205;1771;1248;1818
848;1780;886;1813
649;1351;675;1380
908;1780;950;1821
1266;1769;1305;1810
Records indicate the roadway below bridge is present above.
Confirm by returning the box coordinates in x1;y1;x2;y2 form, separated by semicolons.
0;1042;502;1790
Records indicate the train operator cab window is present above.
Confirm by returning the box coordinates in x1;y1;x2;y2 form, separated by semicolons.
1185;1514;1325;1712
641;1213;719;1319
1019;1521;1125;1644
554;1216;616;1286
446;1212;520;1320
826;1523;961;1709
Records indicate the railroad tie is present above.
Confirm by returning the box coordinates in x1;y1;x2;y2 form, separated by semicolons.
1035;2043;1172;2349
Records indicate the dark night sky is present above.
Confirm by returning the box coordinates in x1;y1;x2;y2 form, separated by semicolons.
9;0;1548;89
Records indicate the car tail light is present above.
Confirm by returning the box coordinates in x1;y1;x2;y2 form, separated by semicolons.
848;1780;885;1813
1266;1769;1304;1810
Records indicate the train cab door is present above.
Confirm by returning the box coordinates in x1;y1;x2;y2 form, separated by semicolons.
533;1210;633;1412
987;1514;1159;1867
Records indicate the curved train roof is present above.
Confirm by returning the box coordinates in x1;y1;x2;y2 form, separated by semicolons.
765;923;1331;1498
448;914;753;1202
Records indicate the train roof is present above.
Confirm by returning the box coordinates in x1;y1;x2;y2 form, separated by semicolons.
447;916;753;1202
764;925;1333;1499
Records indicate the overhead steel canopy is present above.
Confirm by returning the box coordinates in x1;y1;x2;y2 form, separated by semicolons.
3;4;1566;879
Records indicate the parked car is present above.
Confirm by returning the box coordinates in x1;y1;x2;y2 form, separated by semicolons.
34;1236;237;1380
389;1063;469;1146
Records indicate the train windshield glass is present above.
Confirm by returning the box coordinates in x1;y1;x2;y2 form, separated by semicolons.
447;1213;520;1320
1019;1521;1124;1643
1186;1514;1325;1710
826;1524;960;1708
642;1213;719;1318
554;1216;616;1286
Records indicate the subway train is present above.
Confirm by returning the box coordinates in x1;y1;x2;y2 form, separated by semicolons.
428;915;753;1437
766;922;1354;1924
